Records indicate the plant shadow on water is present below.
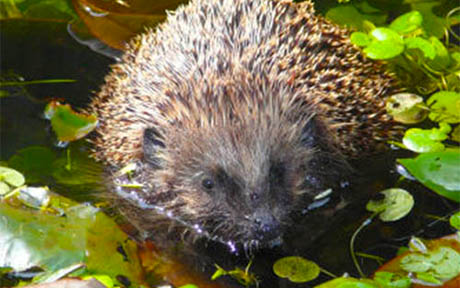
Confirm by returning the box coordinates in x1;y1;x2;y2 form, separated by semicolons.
1;13;458;288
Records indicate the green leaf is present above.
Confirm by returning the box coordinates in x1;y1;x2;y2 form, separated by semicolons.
373;271;411;288
366;188;414;222
386;93;428;124
364;28;404;59
314;277;379;288
402;123;451;153
398;150;460;202
0;166;25;188
8;146;56;183
400;247;460;283
450;212;460;230
44;101;98;142
427;37;451;71
415;272;442;285
51;146;103;185
178;285;199;288
325;3;387;31
404;37;436;60
0;197;144;286
273;256;320;283
389;11;423;35
427;91;460;124
350;32;371;47
409;2;449;38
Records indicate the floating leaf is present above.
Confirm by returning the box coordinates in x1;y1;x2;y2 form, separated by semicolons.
386;93;428;124
366;188;414;222
0;196;144;286
364;28;404;59
404;37;436;60
44;101;98;142
373;271;411;288
398;150;460;202
350;32;372;47
273;256;320;283
450;212;460;230
400;247;460;282
0;166;25;188
389;11;423;35
314;277;378;288
427;91;460;124
402;123;451;153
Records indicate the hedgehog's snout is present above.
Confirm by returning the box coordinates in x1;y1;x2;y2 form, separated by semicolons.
252;209;282;242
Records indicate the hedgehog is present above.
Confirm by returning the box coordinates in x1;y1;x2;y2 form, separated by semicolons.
88;0;400;251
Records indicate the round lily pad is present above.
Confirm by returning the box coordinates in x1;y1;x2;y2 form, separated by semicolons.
364;28;404;59
386;93;428;124
0;166;25;187
366;188;414;222
273;256;320;283
398;150;460;202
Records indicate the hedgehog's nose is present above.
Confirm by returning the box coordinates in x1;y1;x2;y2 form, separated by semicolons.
253;211;281;241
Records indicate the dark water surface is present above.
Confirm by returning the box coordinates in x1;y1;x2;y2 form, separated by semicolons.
1;20;457;288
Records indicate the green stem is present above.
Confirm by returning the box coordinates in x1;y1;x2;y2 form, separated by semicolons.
355;252;385;264
350;212;378;278
0;79;76;87
319;267;338;279
65;148;71;171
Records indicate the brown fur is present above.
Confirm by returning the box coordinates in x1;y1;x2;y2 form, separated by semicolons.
88;0;400;248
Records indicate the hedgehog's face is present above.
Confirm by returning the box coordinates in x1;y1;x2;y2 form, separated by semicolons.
141;119;346;250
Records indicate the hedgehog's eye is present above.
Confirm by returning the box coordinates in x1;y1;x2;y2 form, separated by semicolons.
202;178;215;190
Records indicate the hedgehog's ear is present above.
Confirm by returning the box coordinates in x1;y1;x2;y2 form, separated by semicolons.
300;117;322;148
143;127;165;168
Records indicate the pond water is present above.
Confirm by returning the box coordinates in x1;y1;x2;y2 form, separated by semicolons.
1;18;457;288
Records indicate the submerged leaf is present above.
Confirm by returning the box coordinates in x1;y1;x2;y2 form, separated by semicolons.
398;150;460;202
44;101;98;142
366;188;414;222
273;256;320;283
7;146;56;184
